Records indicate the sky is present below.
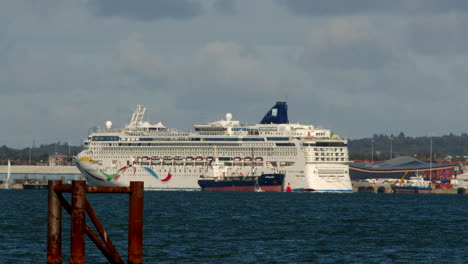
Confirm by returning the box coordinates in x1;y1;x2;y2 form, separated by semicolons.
2;0;468;147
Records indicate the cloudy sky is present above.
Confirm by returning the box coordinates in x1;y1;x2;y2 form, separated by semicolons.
2;0;468;147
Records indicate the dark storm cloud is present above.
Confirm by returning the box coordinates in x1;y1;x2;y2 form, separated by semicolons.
408;14;468;56
88;0;202;21
275;0;468;16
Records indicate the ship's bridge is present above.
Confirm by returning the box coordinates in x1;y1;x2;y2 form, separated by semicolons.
253;123;334;138
194;113;241;133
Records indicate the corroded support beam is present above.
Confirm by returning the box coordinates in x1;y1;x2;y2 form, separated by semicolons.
70;181;86;264
128;181;144;264
48;180;144;264
47;180;62;264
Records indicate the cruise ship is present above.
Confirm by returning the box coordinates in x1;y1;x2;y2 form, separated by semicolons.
75;102;352;192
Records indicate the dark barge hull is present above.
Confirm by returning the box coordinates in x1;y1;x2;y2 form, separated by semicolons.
198;173;285;192
23;183;48;190
391;185;432;193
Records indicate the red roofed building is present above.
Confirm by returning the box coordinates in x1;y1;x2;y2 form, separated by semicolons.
49;154;68;166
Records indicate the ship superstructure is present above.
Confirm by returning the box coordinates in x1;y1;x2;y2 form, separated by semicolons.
75;102;352;192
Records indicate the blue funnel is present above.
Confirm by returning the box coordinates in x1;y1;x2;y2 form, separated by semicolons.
260;102;289;124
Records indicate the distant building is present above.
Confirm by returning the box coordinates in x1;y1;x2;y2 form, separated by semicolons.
350;156;457;181
49;154;68;166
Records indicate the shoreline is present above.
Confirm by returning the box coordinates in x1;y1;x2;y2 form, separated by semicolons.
0;165;80;174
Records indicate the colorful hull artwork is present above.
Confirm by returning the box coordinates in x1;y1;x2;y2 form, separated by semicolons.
78;157;172;183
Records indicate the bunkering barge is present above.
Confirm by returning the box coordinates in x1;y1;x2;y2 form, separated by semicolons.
198;173;285;192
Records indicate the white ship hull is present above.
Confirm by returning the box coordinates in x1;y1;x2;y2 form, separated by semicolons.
76;159;201;190
304;164;352;192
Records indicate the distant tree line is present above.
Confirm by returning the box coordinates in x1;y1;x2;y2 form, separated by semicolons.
1;133;468;165
0;142;84;165
348;132;468;161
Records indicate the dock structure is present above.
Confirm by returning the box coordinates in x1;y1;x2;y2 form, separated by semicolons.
352;181;393;193
0;165;82;189
47;180;144;264
0;165;80;174
351;181;463;194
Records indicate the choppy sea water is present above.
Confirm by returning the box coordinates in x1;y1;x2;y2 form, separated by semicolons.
0;190;466;263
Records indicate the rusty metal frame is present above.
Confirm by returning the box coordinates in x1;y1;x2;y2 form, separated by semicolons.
47;180;143;264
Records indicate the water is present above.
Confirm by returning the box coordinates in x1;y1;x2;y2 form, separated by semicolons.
0;190;466;263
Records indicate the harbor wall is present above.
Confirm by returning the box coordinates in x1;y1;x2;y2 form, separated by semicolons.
351;181;462;194
0;165;80;174
352;182;393;193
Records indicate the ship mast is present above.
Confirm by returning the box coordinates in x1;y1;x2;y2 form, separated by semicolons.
5;160;11;189
128;105;146;128
429;136;432;182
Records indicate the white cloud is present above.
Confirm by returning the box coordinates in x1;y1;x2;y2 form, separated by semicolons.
88;0;203;21
116;32;168;81
193;42;265;87
301;17;406;69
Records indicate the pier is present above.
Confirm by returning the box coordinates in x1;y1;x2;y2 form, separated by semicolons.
0;165;80;174
351;181;463;194
0;165;82;189
352;182;393;193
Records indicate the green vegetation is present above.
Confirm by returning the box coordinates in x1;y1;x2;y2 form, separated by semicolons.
349;132;468;161
0;142;83;165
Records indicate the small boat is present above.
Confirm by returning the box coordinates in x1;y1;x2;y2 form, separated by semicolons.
151;156;161;165
391;176;432;193
163;156;173;164
174;156;184;164
4;160;11;189
23;182;48;190
141;156;151;165
244;157;253;164
254;179;264;192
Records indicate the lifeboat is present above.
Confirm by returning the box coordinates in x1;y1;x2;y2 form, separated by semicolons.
174;156;184;164
163;156;173;164
151;156;161;165
141;156;151;165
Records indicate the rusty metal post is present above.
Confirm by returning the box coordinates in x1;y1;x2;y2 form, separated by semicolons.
70;180;86;264
47;180;62;264
128;181;144;264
